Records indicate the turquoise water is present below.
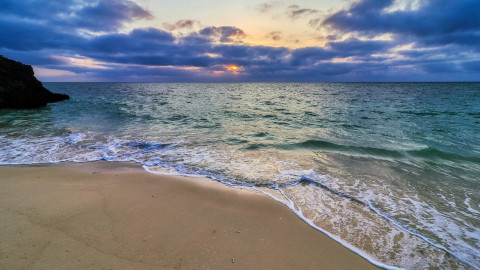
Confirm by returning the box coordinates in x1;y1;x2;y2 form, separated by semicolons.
1;82;479;269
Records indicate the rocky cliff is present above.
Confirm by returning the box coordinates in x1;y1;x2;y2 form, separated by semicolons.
0;55;69;109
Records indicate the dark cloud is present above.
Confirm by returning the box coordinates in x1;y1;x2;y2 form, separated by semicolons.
0;49;69;65
87;28;175;54
327;38;393;56
0;17;83;51
212;45;289;64
59;65;207;82
69;0;153;31
462;61;480;72
421;32;480;48
397;46;463;60
290;47;332;66
323;0;480;46
0;0;152;32
90;54;215;68
419;62;460;73
289;38;393;66
0;1;78;21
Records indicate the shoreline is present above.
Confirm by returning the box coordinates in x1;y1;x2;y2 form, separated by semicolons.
0;161;379;269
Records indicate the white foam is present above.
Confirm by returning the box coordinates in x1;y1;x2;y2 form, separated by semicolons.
465;196;480;215
252;187;403;270
0;132;478;269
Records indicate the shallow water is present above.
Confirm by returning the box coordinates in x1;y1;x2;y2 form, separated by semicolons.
1;82;479;269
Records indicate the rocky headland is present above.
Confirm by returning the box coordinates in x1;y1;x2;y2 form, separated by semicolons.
0;55;69;109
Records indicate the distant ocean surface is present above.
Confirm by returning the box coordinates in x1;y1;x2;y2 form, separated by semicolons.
1;82;479;269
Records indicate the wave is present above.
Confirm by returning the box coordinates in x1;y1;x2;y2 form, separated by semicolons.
246;139;480;165
407;147;480;164
286;140;403;158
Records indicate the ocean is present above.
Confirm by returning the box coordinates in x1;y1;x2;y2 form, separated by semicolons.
0;82;479;269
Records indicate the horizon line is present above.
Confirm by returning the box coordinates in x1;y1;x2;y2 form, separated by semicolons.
42;81;480;83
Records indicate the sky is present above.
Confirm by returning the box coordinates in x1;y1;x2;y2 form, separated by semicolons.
1;0;479;82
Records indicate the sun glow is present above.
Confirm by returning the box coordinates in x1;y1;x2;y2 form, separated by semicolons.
227;65;239;71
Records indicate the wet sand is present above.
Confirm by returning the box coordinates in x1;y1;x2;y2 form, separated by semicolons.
0;161;378;269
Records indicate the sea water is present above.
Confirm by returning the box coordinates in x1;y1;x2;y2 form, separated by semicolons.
0;82;479;269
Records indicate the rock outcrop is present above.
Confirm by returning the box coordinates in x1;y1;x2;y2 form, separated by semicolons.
0;55;69;109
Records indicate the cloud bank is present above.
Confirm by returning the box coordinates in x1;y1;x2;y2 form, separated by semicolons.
0;0;479;81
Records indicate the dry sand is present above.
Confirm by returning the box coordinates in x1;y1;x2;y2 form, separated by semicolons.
0;161;378;269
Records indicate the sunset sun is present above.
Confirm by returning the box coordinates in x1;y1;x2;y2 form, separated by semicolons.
227;65;239;71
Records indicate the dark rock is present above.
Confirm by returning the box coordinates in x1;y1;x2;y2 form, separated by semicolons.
0;55;69;109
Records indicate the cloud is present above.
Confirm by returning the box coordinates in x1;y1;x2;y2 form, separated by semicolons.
266;31;282;41
255;1;283;13
55;65;207;82
290;47;332;66
163;19;200;31
327;38;393;56
1;0;479;82
212;45;289;63
308;18;322;29
0;17;83;51
0;49;69;65
462;60;480;72
199;26;246;43
289;38;393;66
0;0;152;32
286;5;319;20
323;0;480;46
69;0;153;31
419;62;460;73
87;28;175;54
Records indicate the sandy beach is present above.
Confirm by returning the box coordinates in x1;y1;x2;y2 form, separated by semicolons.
0;161;378;269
